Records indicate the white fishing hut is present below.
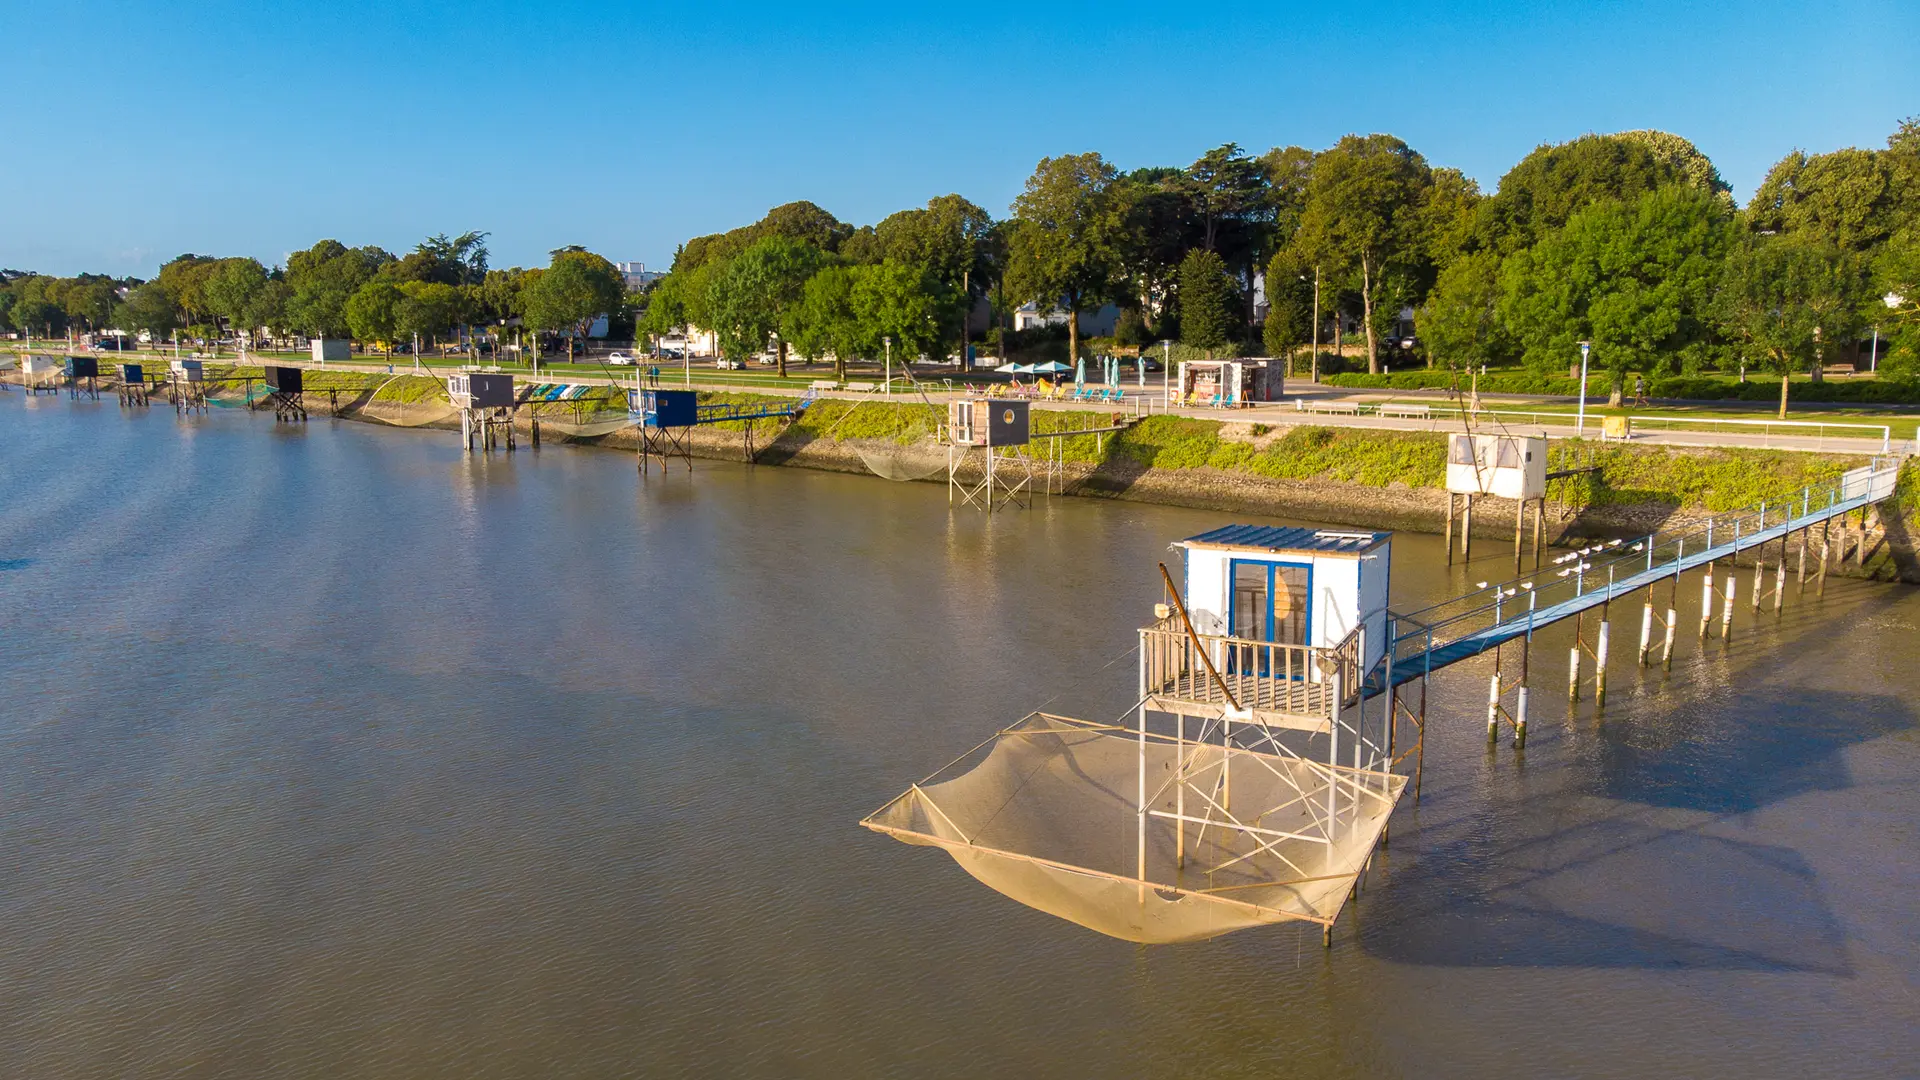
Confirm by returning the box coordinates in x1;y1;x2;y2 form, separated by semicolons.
1173;525;1390;677
1445;433;1546;500
311;338;351;364
1443;432;1548;566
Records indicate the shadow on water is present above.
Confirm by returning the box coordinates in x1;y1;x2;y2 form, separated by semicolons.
1363;593;1917;974
1363;817;1852;974
1591;685;1916;815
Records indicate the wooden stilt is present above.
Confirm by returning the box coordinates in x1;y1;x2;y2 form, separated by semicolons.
1817;522;1830;597
1720;575;1735;638
1444;492;1455;565
1463;495;1474;562
1514;498;1525;573
1638;599;1654;665
1532;499;1545;569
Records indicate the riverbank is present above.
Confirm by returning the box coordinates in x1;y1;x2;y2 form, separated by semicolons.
16;369;1916;580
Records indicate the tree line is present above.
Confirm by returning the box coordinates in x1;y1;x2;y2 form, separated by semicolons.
635;119;1920;397
0;232;627;362
8;119;1918;396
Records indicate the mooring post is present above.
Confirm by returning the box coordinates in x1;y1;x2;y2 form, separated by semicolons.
1773;552;1786;614
1721;575;1736;638
1750;558;1763;614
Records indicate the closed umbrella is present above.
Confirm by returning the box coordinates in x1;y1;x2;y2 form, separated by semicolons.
1075;357;1085;389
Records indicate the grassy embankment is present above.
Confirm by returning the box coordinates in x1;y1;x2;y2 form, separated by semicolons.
688;392;1868;515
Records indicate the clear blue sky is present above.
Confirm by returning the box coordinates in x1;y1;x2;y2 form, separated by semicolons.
4;0;1915;279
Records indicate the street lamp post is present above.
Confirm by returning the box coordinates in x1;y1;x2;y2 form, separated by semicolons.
1161;339;1171;408
884;336;893;395
1576;341;1591;435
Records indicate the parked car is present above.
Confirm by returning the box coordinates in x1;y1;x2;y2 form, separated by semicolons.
658;347;685;360
89;338;137;352
715;358;744;370
1140;358;1164;373
607;353;633;365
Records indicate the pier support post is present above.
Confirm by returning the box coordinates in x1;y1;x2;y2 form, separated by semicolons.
1445;492;1455;565
1595;613;1611;705
1773;558;1786;614
1532;499;1546;569
1638;601;1654;666
1817;522;1830;597
1463;495;1473;563
1751;560;1763;614
1797;527;1808;593
1486;668;1501;744
1514;497;1526;573
1698;561;1716;641
1567;614;1582;704
1721;575;1736;639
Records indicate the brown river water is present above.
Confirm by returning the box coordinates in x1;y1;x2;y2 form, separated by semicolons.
1;397;1916;1078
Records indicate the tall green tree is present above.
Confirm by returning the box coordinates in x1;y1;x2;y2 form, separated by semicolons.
286;241;392;337
1746;146;1902;254
1006;152;1121;367
1177;249;1237;357
783;266;865;379
852;261;951;371
1502;185;1734;399
395;281;468;351
522;249;624;361
345;280;405;360
1417;249;1510;372
1716;235;1870;412
1294;134;1433;373
1475;134;1685;255
203;258;269;345
706;236;829;374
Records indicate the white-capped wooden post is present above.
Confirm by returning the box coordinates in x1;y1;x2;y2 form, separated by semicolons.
1721;575;1736;638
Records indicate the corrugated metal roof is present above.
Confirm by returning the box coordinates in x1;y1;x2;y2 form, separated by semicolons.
1180;524;1390;554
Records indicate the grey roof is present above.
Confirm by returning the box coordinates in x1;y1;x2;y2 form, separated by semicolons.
1181;524;1389;554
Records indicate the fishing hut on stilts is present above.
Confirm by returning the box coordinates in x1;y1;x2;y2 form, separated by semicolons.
169;360;208;414
65;356;100;400
117;363;150;408
263;366;306;422
946;398;1035;510
865;526;1406;945
23;354;62;396
1444;432;1547;570
449;372;517;451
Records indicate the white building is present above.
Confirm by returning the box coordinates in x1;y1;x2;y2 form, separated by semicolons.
616;261;664;292
1012;301;1120;336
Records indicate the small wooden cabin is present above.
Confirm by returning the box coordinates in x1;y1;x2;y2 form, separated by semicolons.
948;399;1030;446
1445;433;1546;500
449;372;515;409
1177;524;1390;674
170;359;204;382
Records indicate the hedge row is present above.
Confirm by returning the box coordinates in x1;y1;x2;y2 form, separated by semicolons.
1322;369;1920;404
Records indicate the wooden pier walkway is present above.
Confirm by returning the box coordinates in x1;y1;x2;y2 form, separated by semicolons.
1369;459;1903;696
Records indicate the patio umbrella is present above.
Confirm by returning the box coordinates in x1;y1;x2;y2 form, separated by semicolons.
1075;357;1085;388
994;361;1023;374
1031;361;1070;374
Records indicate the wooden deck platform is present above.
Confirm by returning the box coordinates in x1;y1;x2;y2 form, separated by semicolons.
1146;672;1333;733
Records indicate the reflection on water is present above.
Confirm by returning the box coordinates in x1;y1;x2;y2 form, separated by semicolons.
0;403;1916;1079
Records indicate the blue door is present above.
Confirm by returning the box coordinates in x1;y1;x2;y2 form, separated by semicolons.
1229;559;1311;675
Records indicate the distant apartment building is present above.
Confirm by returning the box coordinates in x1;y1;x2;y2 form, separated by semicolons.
616;261;664;292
